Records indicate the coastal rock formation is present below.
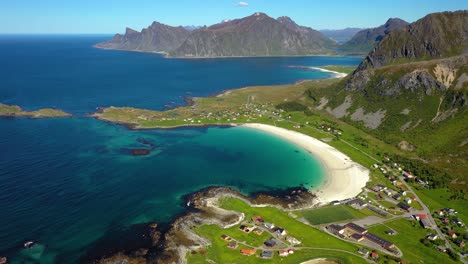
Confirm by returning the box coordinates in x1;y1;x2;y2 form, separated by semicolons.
340;18;408;53
96;13;336;57
95;22;191;53
91;186;318;264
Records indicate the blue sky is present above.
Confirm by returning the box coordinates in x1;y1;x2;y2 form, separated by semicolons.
1;0;466;34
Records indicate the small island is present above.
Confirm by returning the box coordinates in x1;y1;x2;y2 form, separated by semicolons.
0;103;72;118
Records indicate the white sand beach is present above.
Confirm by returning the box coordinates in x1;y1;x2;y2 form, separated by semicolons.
242;123;369;205
309;67;348;78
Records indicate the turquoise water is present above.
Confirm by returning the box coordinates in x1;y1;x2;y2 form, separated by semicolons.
0;35;360;263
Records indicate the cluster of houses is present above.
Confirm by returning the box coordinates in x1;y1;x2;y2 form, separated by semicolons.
327;222;396;253
318;124;342;135
222;215;303;259
433;209;466;249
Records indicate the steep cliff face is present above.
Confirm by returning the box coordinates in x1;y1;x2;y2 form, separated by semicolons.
357;11;468;70
170;13;336;57
95;22;191;53
340;18;409;53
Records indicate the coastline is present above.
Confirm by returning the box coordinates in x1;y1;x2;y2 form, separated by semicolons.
288;65;348;78
242;123;369;205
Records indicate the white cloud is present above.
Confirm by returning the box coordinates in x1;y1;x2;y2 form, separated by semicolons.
236;2;249;7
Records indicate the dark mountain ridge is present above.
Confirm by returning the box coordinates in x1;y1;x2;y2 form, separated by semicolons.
96;13;336;57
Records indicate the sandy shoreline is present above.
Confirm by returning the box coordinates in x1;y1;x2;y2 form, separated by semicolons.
310;67;348;78
242;123;369;205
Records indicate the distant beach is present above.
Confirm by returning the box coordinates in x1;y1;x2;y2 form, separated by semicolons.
243;123;369;205
288;65;349;78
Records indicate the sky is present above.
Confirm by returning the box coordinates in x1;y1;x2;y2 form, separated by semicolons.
0;0;466;34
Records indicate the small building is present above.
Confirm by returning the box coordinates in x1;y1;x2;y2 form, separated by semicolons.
427;234;438;241
448;231;457;239
437;246;447;252
456;240;465;247
392;194;401;201
371;252;379;260
358;248;369;255
435;210;444;216
253;229;264;235
347;198;368;210
228;241;238;249
398;202;413;212
404;197;412;204
220;235;232;241
385;230;397;236
240;248;256;256
400;191;407;196
264;238;279;248
364;232;395;249
286;236;301;245
421;219;432;229
260;251;273;259
264;222;275;229
274;227;287;236
345;223;368;235
327;224;345;234
351;233;364;242
252;216;264;225
278;250;289;257
239;225;254;233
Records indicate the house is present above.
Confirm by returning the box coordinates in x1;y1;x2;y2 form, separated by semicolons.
351;234;364;242
435;210;444;216
220;235;232;241
287;249;294;254
448;231;457;239
455;240;465;247
228;241;238;249
264;239;278;248
240;248;256;256
364;232;395;249
358;248;369;255
442;218;450;224
327;224;345;235
331;200;341;205
239;225;254;233
400;191;407;196
347;198;368;210
392;194;401;201
286;236;301;245
398;202;412;212
437;246;447;252
345;223;368;235
253;229;264;235
385;230;397;236
421;219;432;229
402;171;414;178
260;251;273;259
404;197;412;204
264;222;275;229
427;234;438;241
371;252;379;260
274;227;287;236
252;216;264;225
278;250;289;257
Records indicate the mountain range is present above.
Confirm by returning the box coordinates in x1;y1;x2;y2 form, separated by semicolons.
96;13;337;57
96;13;416;57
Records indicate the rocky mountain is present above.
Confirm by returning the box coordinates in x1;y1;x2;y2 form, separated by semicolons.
320;28;365;44
340;18;409;53
96;13;336;57
95;22;191;53
172;13;336;57
356;10;468;70
308;11;468;184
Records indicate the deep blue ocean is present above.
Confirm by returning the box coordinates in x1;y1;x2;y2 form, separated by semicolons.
0;35;361;263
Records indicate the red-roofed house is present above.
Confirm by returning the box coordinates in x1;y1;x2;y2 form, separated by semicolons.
279;250;289;257
448;232;457;239
416;214;427;220
371;252;379;260
240;249;256;256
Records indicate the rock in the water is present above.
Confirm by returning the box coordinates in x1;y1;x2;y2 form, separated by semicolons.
130;149;151;156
